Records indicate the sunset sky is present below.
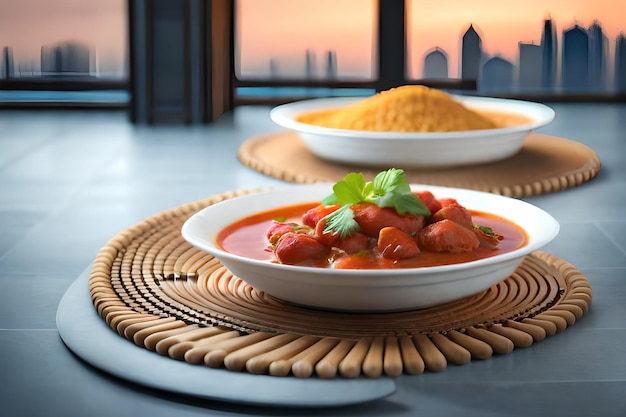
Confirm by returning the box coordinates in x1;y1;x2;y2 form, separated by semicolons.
0;0;127;75
0;0;624;80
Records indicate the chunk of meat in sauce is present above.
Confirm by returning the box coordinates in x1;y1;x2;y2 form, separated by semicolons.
429;203;474;230
378;226;420;260
413;190;442;214
419;219;480;253
332;254;392;270
274;232;330;265
352;202;426;237
335;231;371;255
266;221;299;246
438;197;460;207
302;204;340;228
313;217;340;247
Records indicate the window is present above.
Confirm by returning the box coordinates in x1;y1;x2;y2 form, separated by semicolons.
236;0;375;81
406;0;626;97
0;0;129;107
2;0;623;111
234;0;378;102
234;0;625;102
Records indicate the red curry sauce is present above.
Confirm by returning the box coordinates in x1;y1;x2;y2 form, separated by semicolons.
216;201;528;269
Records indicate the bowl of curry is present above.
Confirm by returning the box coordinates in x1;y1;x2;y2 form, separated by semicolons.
270;85;555;167
182;170;559;312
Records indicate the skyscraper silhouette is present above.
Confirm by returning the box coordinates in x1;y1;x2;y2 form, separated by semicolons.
423;47;448;79
461;24;482;81
269;58;279;79
2;47;14;79
588;21;608;91
519;42;542;91
541;18;557;91
616;33;626;92
562;25;590;92
40;41;90;76
325;50;337;79
481;56;514;93
305;49;315;79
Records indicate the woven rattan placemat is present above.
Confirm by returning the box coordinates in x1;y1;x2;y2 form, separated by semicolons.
238;132;601;198
89;189;592;379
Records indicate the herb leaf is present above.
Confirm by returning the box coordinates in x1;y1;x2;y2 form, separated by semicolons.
323;172;367;205
476;224;496;236
322;168;431;237
372;168;411;194
375;190;428;214
323;204;359;238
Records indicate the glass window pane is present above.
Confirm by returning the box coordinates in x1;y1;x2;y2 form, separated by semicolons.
0;0;128;80
235;0;376;80
407;0;625;94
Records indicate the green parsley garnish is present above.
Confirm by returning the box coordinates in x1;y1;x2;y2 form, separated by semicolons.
323;205;359;239
475;224;496;236
322;169;431;238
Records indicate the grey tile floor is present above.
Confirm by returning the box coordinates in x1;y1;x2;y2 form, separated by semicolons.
1;103;625;416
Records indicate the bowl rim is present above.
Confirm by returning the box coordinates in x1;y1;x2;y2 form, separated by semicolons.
269;95;556;140
181;183;560;283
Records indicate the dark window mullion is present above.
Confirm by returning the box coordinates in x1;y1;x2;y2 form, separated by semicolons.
376;0;406;91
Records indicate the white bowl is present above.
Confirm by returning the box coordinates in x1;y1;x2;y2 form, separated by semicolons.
269;95;555;167
182;184;559;312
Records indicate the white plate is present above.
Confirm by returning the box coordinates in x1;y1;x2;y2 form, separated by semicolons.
270;95;555;167
182;183;559;312
56;268;397;407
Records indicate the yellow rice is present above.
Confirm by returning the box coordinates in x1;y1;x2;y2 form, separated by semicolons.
296;85;500;132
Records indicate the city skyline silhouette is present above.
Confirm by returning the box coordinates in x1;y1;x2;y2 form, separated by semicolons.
1;10;625;94
262;17;625;93
260;18;626;93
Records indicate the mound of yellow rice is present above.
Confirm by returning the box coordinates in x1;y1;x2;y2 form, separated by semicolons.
296;85;499;132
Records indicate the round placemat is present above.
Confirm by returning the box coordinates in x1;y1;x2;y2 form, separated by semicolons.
89;190;592;379
238;132;601;198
